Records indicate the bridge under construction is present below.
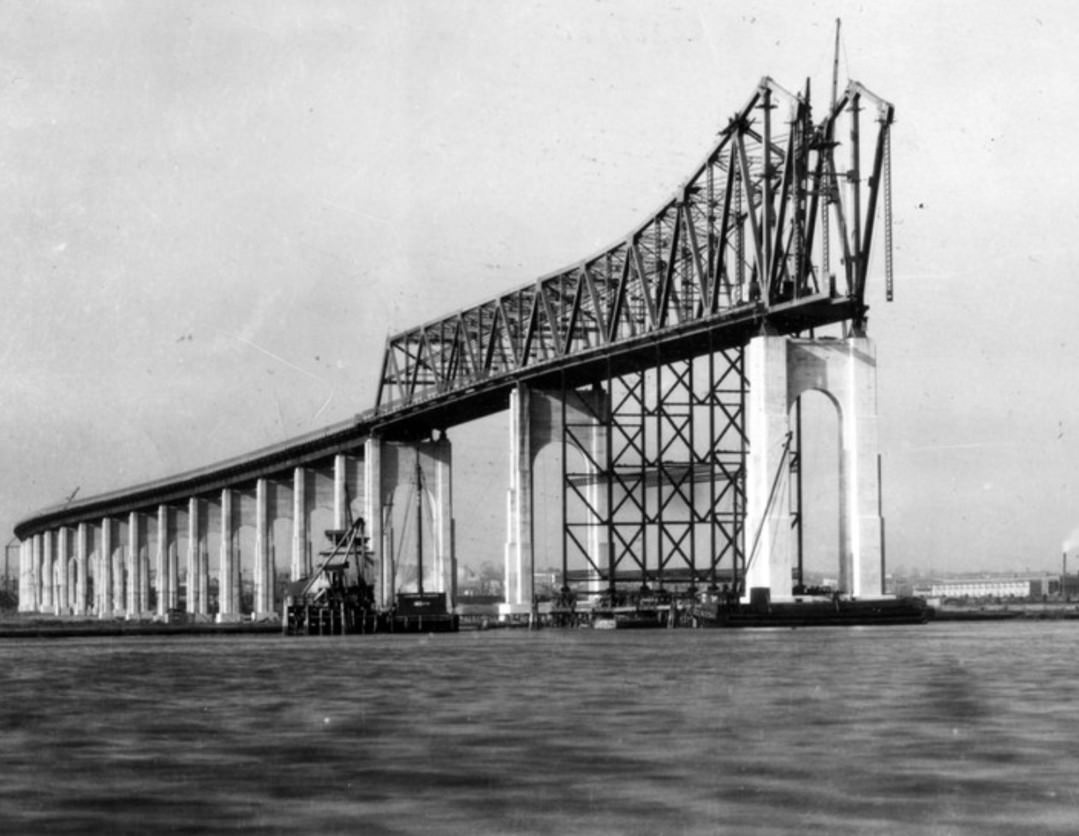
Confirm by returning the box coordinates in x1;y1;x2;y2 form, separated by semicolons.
14;73;896;628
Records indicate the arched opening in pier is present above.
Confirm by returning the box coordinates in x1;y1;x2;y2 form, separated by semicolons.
308;469;336;582
170;510;190;614
794;389;841;589
448;412;508;597
235;509;255;616
202;501;223;616
270;484;291;605
533;438;567;599
385;478;436;594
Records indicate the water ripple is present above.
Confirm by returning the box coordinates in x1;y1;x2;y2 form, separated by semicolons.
1;624;1078;833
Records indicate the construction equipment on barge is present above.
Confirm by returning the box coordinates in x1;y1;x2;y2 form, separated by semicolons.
281;517;380;636
281;488;458;636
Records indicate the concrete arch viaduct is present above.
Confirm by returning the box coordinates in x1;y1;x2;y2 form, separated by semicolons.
14;76;895;621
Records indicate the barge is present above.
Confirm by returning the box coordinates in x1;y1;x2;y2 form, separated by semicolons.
691;588;931;628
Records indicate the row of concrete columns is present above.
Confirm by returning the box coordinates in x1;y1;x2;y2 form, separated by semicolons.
18;440;457;619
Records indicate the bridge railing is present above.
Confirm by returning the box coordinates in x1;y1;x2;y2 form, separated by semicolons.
375;77;894;414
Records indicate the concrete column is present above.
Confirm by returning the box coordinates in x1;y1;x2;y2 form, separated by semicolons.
32;533;42;612
113;541;125;617
90;537;99;616
253;478;274;618
186;498;202;616
503;384;534;615
99;518;113;618
743;335;796;601
841;337;883;597
75;523;88;616
364;436;387;608
333;454;347;530
429;434;454;607
141;539;151;616
163;542;175;611
156;505;169;617
291;467;308;581
127;512;142;618
198;541;209;618
17;540;30;613
217;489;240;621
41;530;54;613
56;528;70;615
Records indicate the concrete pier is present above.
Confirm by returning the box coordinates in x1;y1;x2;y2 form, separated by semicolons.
156;506;169;618
75;523;88;616
186;497;206;618
217;489;241;622
743;334;884;601
253;478;274;619
126;512;141;618
18;539;30;613
502;384;608;619
364;436;385;608
41;530;54;614
291;467;309;582
56;527;70;615
99;518;113;618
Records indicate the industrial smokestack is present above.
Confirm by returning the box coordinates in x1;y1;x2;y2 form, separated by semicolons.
1064;549;1069;577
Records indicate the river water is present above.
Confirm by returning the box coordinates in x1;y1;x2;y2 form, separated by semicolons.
1;621;1077;835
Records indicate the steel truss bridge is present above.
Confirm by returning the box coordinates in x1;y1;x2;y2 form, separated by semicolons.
15;76;894;609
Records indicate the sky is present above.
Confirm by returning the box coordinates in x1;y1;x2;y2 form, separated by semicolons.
2;0;1078;579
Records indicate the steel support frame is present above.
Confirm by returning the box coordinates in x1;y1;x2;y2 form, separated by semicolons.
561;343;748;598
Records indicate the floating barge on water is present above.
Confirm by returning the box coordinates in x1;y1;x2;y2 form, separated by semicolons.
690;587;931;628
588;586;679;630
548;573;931;630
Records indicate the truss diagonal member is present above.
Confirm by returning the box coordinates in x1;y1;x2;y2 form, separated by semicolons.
678;199;709;316
580;264;609;346
733;131;766;302
561;274;585;355
565;527;604;575
628;240;658;330
656;208;682;328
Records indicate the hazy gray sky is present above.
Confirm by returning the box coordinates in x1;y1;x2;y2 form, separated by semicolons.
2;0;1077;576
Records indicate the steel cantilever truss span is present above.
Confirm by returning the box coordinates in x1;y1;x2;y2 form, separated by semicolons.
376;77;895;415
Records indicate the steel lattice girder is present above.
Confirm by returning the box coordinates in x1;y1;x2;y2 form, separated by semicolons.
376;78;894;413
562;347;747;592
